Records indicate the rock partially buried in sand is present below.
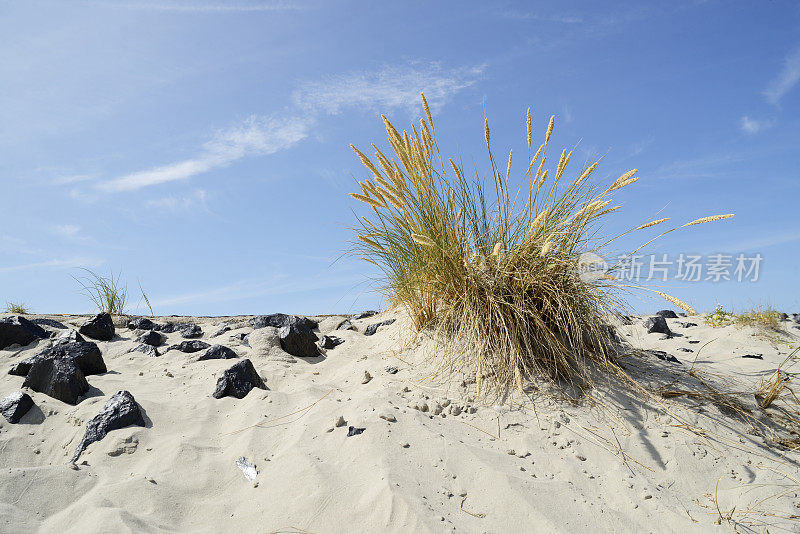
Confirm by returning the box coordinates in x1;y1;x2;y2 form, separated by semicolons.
279;322;319;358
79;313;115;341
347;426;365;437
0;391;34;423
742;353;764;360
136;330;165;347
9;340;106;377
55;329;85;344
656;310;679;319
23;357;90;405
250;314;317;330
169;340;210;353
364;319;395;336
336;319;355;331
179;324;203;338
212;359;266;399
197;344;237;361
127;317;157;331
71;390;145;463
644;316;672;336
361;371;372;384
318;335;344;349
649;350;681;364
352;310;378;320
130;343;160;357
0;316;48;349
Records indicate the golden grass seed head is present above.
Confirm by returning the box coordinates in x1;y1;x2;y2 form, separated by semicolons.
421;93;434;132
655;291;697;315
506;149;513;181
484;118;490;148
635;217;670;230
545;115;555;145
412;233;436;247
526;108;532;150
682;213;735;227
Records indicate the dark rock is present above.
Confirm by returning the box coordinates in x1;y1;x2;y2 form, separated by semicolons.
279;322;319;358
0;391;34;423
644;316;672;336
347;426;365;437
742;354;763;360
678;322;698;328
677;348;694;353
0;316;48;349
239;333;251;347
619;315;634;326
688;340;700;344
71;390;145;463
353;310;378;320
127;317;156;331
136;330;164;347
23;358;90;405
168;340;210;353
336;319;355;331
656;310;679;319
197;345;238;361
212;359;266;399
250;314;318;330
791;313;800;324
55;329;85;344
78;313;115;341
178;324;203;339
385;366;398;374
31;318;67;330
130;343;160;357
210;325;231;337
649;350;681;364
319;335;344;349
779;312;788;321
9;341;106;377
364;319;396;336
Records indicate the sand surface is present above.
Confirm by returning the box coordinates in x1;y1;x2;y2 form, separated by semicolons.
1;311;799;533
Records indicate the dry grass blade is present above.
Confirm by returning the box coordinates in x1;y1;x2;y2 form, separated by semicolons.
72;268;128;315
682;213;735;227
636;218;669;230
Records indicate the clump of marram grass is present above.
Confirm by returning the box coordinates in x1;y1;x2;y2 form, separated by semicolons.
349;94;733;395
4;302;30;314
705;304;785;331
73;268;128;315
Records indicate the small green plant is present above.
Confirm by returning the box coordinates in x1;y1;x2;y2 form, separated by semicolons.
735;306;783;330
73;268;128;315
705;303;735;328
4;302;29;314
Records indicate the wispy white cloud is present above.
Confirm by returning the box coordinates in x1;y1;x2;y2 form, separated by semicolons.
292;61;486;115
720;229;800;253
51;224;81;238
91;1;303;12
52;173;99;185
97;116;309;192
739;115;772;135
146;189;209;211
763;45;800;105
0;257;102;273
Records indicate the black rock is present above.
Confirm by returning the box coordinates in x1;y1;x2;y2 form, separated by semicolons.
318;335;344;349
779;312;788;321
279;322;319;358
210;325;231;337
78;313;115;341
130;343;160;357
677;348;694;353
347;426;365;437
178;324;203;339
650;350;681;364
169;340;210;353
364;319;396;336
22;358;90;405
239;333;251;347
679;322;698;328
0;316;48;349
54;329;85;344
31;318;67;330
250;314;318;330
0;391;34;423
197;344;237;361
742;354;764;360
353;310;378;320
71;390;145;463
619;315;634;326
656;310;679;319
127;317;156;331
136;330;164;347
385;366;398;374
644;316;672;336
791;313;800;324
9;341;106;377
212;359;266;399
158;322;180;333
688;340;700;344
336;319;355;331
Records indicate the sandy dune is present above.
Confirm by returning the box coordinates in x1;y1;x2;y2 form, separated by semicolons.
1;310;799;533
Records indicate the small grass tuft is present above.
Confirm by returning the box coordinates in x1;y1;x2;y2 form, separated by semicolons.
705;304;785;331
73;268;128;315
4;302;30;314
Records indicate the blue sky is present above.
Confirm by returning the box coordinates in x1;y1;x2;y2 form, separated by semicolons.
1;0;799;316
